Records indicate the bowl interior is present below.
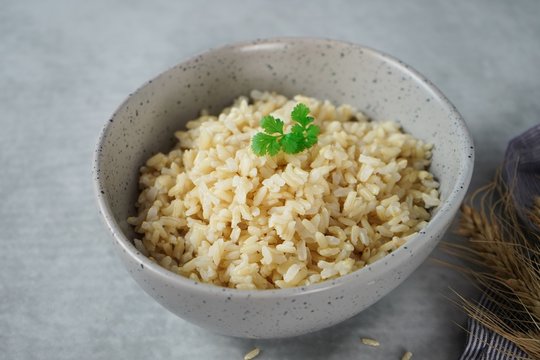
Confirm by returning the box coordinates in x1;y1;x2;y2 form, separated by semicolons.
95;38;473;271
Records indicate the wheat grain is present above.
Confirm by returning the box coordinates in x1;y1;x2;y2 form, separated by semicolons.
445;169;540;358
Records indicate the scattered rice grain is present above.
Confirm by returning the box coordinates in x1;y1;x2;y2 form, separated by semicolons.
361;338;380;347
243;347;260;360
401;351;413;360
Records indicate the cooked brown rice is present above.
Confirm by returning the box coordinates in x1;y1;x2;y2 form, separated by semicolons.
127;91;440;290
361;337;381;347
243;347;260;360
401;351;413;360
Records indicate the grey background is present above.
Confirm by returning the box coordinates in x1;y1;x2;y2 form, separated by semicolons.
1;0;539;359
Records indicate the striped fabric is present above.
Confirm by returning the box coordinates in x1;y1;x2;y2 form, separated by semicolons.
460;293;529;360
502;123;540;232
460;124;540;360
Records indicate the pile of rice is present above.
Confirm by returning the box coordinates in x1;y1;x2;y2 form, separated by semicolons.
127;91;440;290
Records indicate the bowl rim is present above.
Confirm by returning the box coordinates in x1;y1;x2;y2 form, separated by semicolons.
93;36;474;299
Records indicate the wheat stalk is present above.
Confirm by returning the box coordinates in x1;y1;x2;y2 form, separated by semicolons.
444;169;540;358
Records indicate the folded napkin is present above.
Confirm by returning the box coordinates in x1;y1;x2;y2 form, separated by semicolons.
502;124;540;233
460;292;529;359
460;124;540;360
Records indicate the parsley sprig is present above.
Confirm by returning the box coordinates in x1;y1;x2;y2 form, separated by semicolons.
251;103;320;156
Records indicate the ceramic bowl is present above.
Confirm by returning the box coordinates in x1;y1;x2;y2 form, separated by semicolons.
93;38;474;338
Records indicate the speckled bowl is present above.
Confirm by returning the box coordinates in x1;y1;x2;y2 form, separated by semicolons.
93;38;474;338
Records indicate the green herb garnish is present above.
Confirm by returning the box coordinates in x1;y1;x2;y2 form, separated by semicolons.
251;103;320;156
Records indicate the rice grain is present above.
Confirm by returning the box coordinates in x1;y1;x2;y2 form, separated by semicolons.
243;347;260;360
128;91;440;289
401;351;413;360
361;338;380;347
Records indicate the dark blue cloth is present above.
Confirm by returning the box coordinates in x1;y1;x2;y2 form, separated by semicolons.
460;293;529;360
461;124;540;360
503;123;540;232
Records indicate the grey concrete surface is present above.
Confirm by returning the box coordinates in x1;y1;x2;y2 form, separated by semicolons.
1;0;539;359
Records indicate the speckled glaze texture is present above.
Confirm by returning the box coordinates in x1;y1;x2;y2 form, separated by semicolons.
93;38;474;338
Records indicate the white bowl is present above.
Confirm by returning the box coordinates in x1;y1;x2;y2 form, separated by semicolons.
93;38;474;338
